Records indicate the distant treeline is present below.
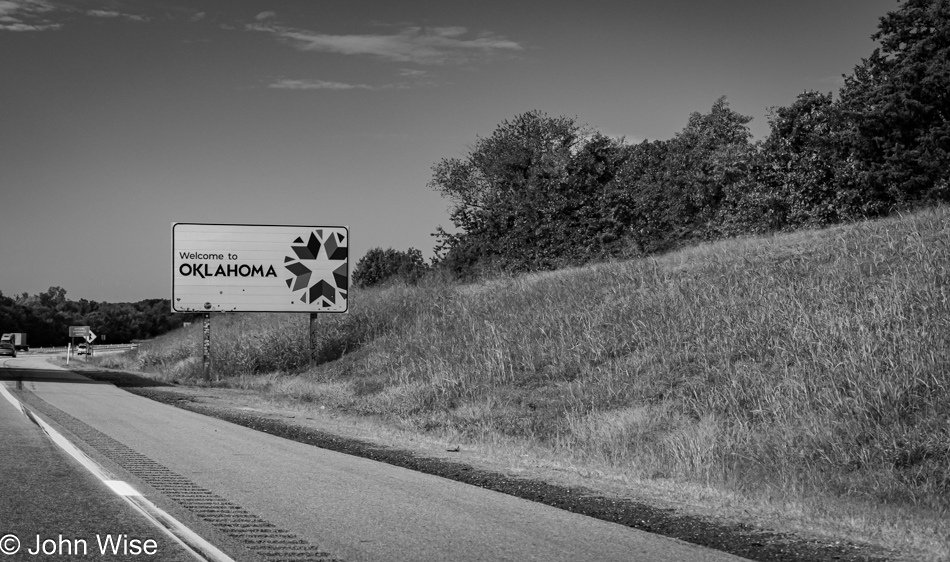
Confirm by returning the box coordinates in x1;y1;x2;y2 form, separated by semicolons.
354;0;950;286
0;287;188;347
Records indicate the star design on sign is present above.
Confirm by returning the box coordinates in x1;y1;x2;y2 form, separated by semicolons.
283;229;348;309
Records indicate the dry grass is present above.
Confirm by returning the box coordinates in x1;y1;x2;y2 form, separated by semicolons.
101;206;950;559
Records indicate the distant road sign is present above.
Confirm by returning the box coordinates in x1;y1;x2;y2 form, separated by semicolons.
171;223;349;313
69;326;90;337
85;330;97;343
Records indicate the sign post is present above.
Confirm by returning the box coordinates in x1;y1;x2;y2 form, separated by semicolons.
309;313;319;370
203;313;212;381
68;326;90;361
85;330;97;358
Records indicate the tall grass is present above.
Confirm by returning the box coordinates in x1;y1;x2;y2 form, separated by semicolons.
109;206;949;552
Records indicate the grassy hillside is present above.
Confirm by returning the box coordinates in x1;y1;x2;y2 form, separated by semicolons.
101;206;949;557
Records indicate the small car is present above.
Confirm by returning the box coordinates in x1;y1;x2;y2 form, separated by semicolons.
0;342;16;358
76;343;89;355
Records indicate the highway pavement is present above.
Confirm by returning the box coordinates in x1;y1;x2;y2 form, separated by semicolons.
0;359;196;561
1;356;750;562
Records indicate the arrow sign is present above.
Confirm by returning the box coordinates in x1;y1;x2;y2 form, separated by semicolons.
85;330;97;343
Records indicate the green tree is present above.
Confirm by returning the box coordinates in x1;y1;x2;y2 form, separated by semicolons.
839;0;950;208
555;133;633;261
0;287;184;346
613;139;674;253
667;97;754;233
429;111;587;275
352;247;429;288
38;286;67;309
615;97;755;252
752;90;853;228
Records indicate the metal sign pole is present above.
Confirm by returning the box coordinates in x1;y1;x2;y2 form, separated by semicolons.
203;313;212;382
309;313;318;370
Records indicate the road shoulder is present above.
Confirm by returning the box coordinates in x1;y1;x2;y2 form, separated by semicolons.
47;359;896;562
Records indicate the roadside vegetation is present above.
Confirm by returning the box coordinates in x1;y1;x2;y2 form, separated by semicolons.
94;206;950;559
0;292;184;347
70;3;949;558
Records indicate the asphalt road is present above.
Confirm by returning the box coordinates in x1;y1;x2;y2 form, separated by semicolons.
1;357;750;562
0;359;196;561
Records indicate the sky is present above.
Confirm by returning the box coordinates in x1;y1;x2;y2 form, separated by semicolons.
1;0;899;303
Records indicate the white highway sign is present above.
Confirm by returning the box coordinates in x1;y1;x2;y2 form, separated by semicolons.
171;223;349;313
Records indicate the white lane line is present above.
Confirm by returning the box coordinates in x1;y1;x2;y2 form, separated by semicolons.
0;384;235;562
105;480;142;496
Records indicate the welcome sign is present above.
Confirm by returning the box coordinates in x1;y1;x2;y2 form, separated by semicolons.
172;223;348;313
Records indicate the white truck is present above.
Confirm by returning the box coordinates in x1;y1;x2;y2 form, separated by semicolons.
1;333;28;351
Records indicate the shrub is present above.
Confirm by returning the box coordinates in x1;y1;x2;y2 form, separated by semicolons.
352;247;430;288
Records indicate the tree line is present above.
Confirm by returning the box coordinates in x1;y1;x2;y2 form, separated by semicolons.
354;0;949;286
0;287;187;347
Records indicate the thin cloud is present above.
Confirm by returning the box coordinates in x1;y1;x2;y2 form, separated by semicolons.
0;0;51;17
398;68;429;77
0;1;21;17
0;21;57;30
255;11;275;21
268;78;425;91
1;0;148;30
269;79;375;90
87;9;148;22
248;23;522;65
0;0;59;31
